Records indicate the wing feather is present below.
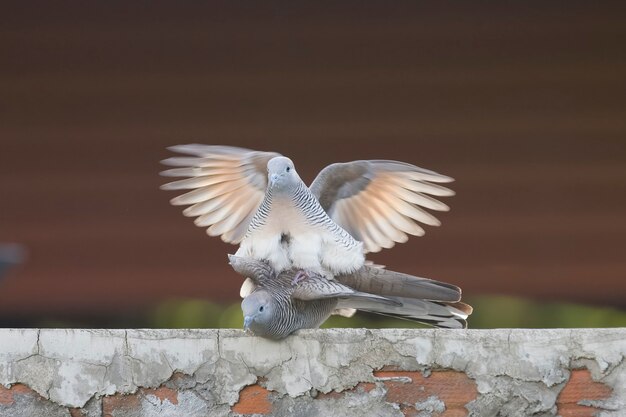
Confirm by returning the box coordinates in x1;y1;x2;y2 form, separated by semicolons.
160;144;280;244
334;198;378;251
310;160;453;252
291;275;400;307
388;175;455;197
181;181;250;216
379;191;442;227
196;191;250;229
161;172;245;191
355;199;395;250
169;178;253;207
363;194;409;244
208;193;263;236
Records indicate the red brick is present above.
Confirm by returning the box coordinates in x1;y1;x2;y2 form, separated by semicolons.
0;384;37;405
103;393;141;417
102;386;181;416
142;387;179;405
374;370;477;417
69;409;86;417
557;369;613;417
231;384;273;415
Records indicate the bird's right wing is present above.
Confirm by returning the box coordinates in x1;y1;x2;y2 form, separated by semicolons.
161;145;281;244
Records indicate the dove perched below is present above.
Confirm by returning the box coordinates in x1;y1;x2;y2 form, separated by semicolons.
161;145;454;280
229;255;472;340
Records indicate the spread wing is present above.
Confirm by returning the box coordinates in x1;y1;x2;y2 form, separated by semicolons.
160;144;281;244
310;160;454;253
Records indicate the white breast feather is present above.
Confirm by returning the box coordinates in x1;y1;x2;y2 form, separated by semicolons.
320;238;365;274
237;196;365;274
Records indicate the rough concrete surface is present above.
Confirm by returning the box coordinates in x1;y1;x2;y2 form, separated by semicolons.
0;329;624;416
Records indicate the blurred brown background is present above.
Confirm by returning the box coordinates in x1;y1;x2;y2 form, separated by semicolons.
1;2;625;326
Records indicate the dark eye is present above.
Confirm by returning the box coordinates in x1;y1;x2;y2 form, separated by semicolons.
259;306;264;312
286;167;291;172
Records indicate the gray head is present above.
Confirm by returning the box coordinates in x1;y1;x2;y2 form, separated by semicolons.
267;156;300;192
241;290;278;339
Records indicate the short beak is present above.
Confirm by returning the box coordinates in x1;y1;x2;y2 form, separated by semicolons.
243;316;253;330
269;173;279;186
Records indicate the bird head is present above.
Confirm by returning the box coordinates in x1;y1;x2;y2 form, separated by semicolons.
267;156;299;192
241;290;276;337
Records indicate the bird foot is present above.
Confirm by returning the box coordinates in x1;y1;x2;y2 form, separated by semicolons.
291;270;310;286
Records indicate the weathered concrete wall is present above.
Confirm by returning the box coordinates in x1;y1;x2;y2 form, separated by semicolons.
0;329;624;417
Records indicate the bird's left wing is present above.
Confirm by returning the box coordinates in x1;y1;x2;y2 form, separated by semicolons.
161;145;281;244
337;265;462;302
291;276;400;306
310;160;454;253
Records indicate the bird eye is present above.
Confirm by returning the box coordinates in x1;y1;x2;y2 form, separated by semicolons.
259;306;264;312
286;167;291;172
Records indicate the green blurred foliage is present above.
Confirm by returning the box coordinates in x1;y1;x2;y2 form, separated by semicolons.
466;295;626;328
145;295;626;329
151;299;223;328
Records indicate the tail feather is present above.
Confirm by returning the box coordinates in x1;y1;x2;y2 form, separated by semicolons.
337;296;469;329
446;301;473;316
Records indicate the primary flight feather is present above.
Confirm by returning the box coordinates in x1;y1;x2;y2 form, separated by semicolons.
161;144;454;277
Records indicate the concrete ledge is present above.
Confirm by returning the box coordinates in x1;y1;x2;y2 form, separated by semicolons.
0;329;624;416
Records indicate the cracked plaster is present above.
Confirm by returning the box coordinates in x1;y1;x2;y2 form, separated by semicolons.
0;328;624;416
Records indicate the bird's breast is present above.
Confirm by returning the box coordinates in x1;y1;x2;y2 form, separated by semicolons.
239;196;323;271
260;196;312;234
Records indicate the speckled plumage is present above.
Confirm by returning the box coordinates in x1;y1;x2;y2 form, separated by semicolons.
231;256;472;340
235;179;364;276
